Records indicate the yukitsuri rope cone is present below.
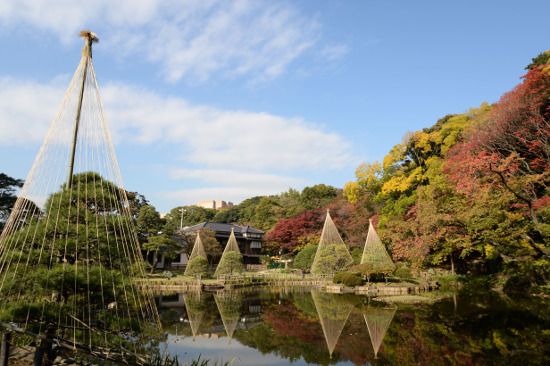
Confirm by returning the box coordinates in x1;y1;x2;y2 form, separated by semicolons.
214;228;244;276
363;303;397;359
311;291;351;358
361;219;396;271
0;31;161;362
184;233;209;276
311;210;353;274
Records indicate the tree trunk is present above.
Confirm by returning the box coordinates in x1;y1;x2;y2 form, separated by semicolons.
450;255;455;275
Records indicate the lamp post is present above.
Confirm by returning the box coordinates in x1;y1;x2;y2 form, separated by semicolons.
180;207;186;230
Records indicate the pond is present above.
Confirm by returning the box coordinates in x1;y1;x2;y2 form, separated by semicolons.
156;288;550;365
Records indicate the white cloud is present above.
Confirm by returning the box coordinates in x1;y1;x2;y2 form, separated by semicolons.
0;77;354;204
0;0;329;83
100;83;353;171
0;77;65;146
170;169;306;191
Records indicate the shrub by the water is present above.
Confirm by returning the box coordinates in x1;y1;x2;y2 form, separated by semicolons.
185;256;210;277
394;267;413;279
215;251;244;275
333;272;364;287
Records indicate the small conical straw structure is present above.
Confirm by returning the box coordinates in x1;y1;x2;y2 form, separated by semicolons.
311;210;353;274
0;31;161;360
214;228;244;275
311;291;351;358
184;233;208;276
364;303;397;358
361;219;396;271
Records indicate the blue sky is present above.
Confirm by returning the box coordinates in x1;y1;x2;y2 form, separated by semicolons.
0;0;548;213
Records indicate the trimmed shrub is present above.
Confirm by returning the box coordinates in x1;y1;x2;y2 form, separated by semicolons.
215;251;244;275
394;267;413;279
185;256;210;277
333;272;364;287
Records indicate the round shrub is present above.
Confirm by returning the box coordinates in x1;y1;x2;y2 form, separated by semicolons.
185;256;210;277
340;273;364;287
394;267;413;279
333;272;348;284
215;251;244;275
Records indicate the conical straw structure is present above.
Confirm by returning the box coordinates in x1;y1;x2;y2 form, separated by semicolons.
215;228;244;275
0;31;161;358
361;220;396;270
311;210;353;274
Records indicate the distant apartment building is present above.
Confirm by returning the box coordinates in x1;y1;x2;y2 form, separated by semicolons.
196;200;234;210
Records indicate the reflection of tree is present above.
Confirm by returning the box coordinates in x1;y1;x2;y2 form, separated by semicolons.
214;292;243;343
311;291;352;357
363;302;397;358
183;292;207;341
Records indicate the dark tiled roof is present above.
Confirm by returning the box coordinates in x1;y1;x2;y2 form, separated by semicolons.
183;222;265;235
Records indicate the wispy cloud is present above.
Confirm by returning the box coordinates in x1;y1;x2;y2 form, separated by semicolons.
0;0;335;84
0;77;355;204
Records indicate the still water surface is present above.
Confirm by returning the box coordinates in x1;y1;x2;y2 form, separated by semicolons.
156;288;550;365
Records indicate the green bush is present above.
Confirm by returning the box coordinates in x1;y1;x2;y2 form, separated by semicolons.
215;251;244;275
185;256;210;277
292;245;318;269
333;272;348;284
311;244;353;274
503;274;532;293
333;272;364;287
394;267;413;279
342;273;364;287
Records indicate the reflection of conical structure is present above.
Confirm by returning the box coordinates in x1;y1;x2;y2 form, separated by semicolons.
183;292;206;341
361;220;396;271
0;31;160;357
311;210;353;274
214;228;244;275
311;291;351;357
363;304;397;358
214;293;243;344
184;233;208;276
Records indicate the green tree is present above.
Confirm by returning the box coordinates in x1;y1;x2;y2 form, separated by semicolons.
215;251;244;275
311;244;353;274
0;172;146;331
254;196;280;231
0;173;24;231
142;234;181;275
300;184;337;210
292;245;318;270
137;205;164;237
185;256;210;277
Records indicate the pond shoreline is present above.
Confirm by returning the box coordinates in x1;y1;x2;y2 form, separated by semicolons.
137;277;439;296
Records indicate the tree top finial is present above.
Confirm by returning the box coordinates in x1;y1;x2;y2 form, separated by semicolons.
79;30;99;58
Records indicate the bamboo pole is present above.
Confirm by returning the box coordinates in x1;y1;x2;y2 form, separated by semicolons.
66;31;98;190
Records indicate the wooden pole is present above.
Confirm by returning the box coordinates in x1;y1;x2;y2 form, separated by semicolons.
66;31;97;190
0;332;11;366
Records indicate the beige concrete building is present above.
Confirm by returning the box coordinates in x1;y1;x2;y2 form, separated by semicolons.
196;200;234;210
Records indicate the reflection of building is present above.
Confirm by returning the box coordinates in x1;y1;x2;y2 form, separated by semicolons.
183;222;265;266
196;200;234;210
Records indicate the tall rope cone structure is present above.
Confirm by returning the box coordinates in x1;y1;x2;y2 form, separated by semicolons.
0;31;161;359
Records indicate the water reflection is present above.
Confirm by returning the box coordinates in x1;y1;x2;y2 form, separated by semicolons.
311;291;352;358
156;289;550;365
362;302;397;358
